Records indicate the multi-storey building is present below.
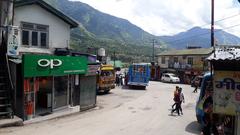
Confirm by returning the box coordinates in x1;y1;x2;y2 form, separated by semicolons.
157;48;213;84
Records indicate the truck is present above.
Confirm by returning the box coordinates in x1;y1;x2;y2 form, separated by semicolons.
97;64;115;93
127;63;150;89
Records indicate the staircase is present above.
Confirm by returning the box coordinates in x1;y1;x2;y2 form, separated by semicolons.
0;47;13;119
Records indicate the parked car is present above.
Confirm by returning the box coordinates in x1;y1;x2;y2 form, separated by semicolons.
161;73;180;83
191;75;203;87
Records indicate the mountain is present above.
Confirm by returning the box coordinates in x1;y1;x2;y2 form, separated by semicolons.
46;0;156;45
159;27;240;49
43;0;165;63
44;0;240;57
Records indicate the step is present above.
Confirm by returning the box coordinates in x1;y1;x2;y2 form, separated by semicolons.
0;112;11;116
0;90;7;93
0;97;7;100
0;83;6;86
0;104;11;107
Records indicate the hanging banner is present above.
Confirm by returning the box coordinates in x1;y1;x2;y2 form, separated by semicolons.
23;54;87;77
7;26;20;56
213;71;240;115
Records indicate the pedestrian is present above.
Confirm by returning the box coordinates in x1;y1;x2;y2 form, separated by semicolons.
171;89;181;115
172;86;179;109
178;87;185;115
116;74;120;86
193;77;199;93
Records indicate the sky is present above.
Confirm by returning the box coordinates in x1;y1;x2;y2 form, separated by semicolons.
71;0;240;36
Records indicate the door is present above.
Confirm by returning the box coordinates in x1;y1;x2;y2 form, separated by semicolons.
53;76;69;109
80;75;97;111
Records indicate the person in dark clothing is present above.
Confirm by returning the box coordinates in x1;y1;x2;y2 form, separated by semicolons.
171;89;181;115
193;84;198;93
116;74;120;86
172;86;179;109
201;92;219;135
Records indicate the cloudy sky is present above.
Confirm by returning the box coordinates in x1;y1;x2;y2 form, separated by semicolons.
71;0;240;36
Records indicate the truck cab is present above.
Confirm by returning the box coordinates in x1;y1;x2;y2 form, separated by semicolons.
97;65;115;93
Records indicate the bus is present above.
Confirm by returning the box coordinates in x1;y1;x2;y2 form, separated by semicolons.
127;63;150;89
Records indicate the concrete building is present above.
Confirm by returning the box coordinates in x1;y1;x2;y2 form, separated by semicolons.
14;0;78;54
157;48;213;83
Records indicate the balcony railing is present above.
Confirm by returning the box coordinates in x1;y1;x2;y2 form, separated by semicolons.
168;62;192;69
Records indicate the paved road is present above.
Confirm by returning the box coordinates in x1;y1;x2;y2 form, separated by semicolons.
0;81;201;135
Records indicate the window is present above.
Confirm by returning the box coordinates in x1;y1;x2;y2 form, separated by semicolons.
21;22;49;48
32;31;38;46
187;57;193;65
161;57;165;64
22;30;29;45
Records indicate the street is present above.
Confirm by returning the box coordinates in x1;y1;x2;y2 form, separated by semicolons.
0;81;201;135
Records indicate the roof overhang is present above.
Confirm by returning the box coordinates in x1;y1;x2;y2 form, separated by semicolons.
15;0;79;28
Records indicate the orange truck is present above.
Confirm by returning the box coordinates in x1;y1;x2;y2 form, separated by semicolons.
97;65;116;93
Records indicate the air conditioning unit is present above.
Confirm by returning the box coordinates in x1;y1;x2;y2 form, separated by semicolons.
7;26;20;56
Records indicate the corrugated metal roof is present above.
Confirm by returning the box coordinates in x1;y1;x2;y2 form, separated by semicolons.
157;48;213;56
207;47;240;61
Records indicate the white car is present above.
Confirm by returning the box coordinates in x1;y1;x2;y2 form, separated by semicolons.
161;73;180;83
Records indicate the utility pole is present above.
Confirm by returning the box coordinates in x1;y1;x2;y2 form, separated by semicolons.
152;39;156;63
113;51;116;68
211;0;214;48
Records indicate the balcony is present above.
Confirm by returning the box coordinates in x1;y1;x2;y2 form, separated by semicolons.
168;62;192;69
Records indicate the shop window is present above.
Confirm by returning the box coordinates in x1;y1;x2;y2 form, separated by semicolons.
21;22;49;48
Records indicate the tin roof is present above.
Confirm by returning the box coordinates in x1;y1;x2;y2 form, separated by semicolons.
157;48;213;56
207;47;240;61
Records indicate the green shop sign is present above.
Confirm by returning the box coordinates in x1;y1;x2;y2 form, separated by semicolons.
23;54;87;77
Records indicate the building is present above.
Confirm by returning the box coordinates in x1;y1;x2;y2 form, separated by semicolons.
14;0;78;54
0;0;98;121
157;48;213;83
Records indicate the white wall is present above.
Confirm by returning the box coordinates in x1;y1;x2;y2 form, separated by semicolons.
14;4;71;54
157;56;169;68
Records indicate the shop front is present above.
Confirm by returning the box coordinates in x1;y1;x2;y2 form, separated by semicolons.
22;54;87;120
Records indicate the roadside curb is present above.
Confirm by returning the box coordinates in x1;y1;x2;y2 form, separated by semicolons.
0;116;23;128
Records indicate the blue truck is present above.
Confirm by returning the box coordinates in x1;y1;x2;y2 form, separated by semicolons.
127;63;150;89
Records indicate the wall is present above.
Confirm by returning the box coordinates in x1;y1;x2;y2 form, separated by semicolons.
157;56;169;68
14;4;71;54
157;55;208;71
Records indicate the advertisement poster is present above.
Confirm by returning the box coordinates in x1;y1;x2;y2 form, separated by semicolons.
7;26;19;56
213;71;240;115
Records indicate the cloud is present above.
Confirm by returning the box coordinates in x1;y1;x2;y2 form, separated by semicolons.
72;0;240;36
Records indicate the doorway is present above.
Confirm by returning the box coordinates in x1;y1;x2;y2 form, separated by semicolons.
53;76;69;109
35;77;52;116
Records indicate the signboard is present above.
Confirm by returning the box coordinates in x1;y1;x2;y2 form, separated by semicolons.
23;54;87;77
7;26;19;56
86;64;100;76
213;71;240;115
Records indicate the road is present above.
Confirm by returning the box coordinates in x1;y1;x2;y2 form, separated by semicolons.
0;81;201;135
